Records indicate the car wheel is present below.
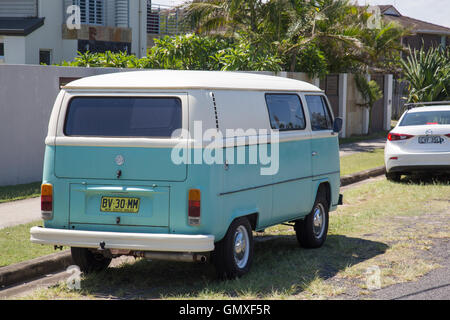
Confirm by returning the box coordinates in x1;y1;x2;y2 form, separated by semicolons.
295;191;329;249
386;172;401;182
212;217;254;280
71;247;112;274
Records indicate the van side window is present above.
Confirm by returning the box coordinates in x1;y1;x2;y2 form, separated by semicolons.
64;97;182;138
265;94;306;131
305;95;333;131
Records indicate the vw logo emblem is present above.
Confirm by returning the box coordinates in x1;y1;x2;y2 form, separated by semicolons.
425;129;433;136
115;155;125;166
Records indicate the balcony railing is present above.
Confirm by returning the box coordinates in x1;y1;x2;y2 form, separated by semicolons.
148;2;184;35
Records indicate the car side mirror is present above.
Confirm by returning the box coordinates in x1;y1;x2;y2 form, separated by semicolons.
333;118;343;133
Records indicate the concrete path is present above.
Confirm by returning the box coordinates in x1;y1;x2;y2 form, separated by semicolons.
0;197;40;229
339;138;386;157
372;237;450;300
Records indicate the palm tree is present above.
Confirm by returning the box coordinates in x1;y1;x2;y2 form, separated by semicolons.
181;0;264;35
358;20;409;74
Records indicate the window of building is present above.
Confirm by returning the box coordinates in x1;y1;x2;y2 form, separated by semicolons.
305;95;333;131
0;42;4;58
265;94;306;131
39;50;52;65
75;0;105;25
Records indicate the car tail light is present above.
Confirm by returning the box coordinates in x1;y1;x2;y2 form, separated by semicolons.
41;184;53;220
188;189;201;226
388;133;414;141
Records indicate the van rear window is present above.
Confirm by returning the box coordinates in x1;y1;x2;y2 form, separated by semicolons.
64;97;182;138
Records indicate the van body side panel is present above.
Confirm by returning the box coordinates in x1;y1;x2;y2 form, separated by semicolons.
175;160;224;238
272;135;313;222
310;134;340;177
42;145;70;230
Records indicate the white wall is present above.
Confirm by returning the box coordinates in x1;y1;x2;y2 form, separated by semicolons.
25;0;65;64
129;0;147;57
3;36;26;64
0;65;134;186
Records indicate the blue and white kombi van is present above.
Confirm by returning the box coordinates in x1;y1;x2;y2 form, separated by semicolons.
30;71;343;279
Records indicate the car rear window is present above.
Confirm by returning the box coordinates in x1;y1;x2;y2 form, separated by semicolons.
400;111;450;126
64;97;182;138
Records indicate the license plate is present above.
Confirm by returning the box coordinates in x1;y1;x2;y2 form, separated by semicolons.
418;136;445;144
101;197;140;213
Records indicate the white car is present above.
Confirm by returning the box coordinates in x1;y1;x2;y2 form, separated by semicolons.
385;105;450;181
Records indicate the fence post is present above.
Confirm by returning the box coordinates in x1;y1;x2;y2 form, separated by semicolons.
338;73;348;138
384;74;393;131
361;74;371;135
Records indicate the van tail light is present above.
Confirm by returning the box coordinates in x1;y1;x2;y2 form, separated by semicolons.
388;133;414;141
41;184;53;220
188;189;201;226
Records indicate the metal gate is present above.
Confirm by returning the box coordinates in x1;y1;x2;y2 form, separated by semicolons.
319;74;339;117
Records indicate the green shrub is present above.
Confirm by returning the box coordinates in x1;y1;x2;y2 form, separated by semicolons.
401;46;450;103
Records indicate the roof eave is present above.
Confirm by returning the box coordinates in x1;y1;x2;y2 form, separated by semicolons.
0;18;45;36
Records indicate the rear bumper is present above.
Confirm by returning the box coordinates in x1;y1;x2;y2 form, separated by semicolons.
389;165;450;174
385;151;450;173
30;227;215;253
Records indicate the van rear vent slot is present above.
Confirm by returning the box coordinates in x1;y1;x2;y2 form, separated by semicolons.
210;92;220;130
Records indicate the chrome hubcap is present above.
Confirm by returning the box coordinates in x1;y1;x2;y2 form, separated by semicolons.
234;226;249;269
313;203;326;239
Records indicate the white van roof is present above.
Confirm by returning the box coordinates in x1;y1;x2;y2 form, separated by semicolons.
63;70;322;92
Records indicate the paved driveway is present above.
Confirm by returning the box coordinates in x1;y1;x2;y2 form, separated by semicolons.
339;138;386;157
0;198;41;229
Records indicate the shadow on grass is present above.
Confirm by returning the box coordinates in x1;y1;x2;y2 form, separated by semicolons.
399;173;450;185
75;234;388;299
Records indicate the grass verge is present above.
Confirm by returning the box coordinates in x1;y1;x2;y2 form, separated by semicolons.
340;149;385;176
339;131;388;145
0;221;62;267
20;177;450;300
0;182;41;204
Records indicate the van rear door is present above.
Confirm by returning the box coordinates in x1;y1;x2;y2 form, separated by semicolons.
53;93;188;228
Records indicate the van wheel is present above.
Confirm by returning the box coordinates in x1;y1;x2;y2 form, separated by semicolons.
295;192;329;249
71;247;112;274
212;217;254;280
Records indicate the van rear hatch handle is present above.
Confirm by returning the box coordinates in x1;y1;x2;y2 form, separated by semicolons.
77;186;160;196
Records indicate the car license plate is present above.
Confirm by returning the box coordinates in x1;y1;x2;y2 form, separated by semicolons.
101;197;140;213
418;136;445;144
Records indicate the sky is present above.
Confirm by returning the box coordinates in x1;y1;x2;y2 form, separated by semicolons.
153;0;450;29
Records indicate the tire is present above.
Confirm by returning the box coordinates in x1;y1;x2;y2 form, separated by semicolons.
71;247;112;274
212;217;254;280
295;191;329;249
386;172;401;182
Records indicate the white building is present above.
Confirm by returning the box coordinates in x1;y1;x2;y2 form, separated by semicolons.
0;0;148;65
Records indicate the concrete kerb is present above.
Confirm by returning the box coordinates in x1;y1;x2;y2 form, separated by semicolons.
0;251;72;289
0;166;386;289
341;166;386;186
